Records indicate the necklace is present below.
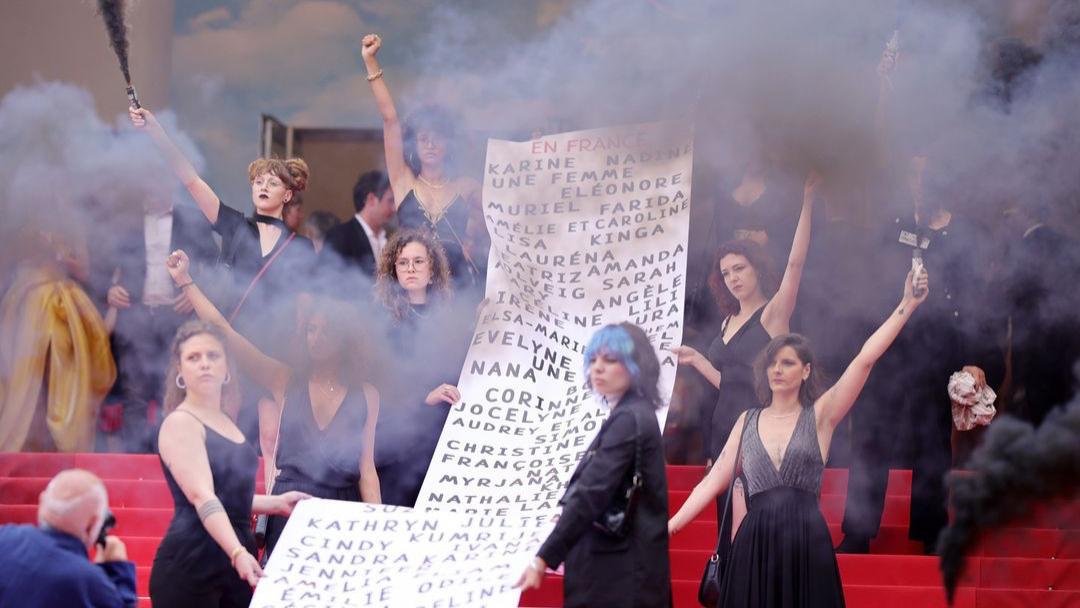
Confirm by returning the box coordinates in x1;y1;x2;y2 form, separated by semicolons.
311;378;340;399
418;175;447;190
764;409;799;419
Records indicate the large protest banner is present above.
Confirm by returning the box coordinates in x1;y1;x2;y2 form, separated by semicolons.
416;121;694;519
251;500;541;608
253;121;694;607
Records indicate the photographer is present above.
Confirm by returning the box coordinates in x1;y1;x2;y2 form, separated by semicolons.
0;469;137;607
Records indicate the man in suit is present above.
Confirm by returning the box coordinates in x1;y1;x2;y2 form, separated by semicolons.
1003;200;1080;424
90;194;218;452
323;170;394;281
0;469;136;607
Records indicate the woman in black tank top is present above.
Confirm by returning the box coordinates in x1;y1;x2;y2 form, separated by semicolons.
165;253;382;556
361;33;487;291
150;321;309;608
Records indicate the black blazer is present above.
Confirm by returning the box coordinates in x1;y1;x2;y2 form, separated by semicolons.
323;218;378;278
537;393;671;608
1006;226;1080;421
89;203;218;308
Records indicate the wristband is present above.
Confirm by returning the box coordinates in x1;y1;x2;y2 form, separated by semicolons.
230;545;246;566
367;69;384;81
175;280;193;290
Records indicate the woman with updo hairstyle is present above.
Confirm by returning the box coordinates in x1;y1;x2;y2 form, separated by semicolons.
362;33;487;291
132;106;318;444
130;107;317;350
518;323;672;608
151;320;309;608
373;229;469;507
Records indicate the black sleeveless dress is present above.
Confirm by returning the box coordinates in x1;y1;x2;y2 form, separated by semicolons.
704;306;771;457
719;406;845;607
263;379;369;555
396;190;476;288
149;411;259;608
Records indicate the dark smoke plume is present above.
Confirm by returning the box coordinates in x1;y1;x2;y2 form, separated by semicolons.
938;400;1080;602
97;0;132;84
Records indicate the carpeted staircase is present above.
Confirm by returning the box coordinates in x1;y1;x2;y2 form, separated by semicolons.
1;453;1077;607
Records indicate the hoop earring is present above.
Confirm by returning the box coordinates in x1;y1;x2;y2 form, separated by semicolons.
224;372;232;385
175;375;187;390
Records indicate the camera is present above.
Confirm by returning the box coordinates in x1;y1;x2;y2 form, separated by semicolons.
96;509;117;547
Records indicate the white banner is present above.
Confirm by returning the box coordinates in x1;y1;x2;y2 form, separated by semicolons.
256;122;694;607
251;500;540;608
417;121;694;518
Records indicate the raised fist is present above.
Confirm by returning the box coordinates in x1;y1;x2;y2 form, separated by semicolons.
361;34;382;59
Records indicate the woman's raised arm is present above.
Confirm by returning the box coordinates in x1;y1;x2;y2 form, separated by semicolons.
166;250;290;402
361;34;413;205
130;106;222;224
815;269;928;430
761;170;820;336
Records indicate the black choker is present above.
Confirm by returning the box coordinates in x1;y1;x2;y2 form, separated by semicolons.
254;214;289;231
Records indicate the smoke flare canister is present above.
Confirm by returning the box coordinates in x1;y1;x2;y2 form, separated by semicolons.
911;248;926;297
126;86;140;109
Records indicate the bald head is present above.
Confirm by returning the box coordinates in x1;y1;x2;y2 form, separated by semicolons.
38;469;108;548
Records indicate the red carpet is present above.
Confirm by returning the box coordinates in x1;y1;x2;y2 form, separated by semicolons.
1;453;1077;607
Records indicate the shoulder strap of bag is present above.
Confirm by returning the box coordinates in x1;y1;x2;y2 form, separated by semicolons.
630;409;643;488
228;232;296;323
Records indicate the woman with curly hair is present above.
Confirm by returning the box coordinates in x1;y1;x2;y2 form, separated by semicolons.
361;33;486;290
164;251;380;559
374;229;468;506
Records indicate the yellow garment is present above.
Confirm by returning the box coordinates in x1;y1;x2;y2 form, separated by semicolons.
0;264;115;451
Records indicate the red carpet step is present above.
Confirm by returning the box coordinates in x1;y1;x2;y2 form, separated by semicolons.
2;453;1078;608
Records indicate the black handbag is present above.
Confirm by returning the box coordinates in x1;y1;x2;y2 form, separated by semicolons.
698;427;745;607
559;411;645;539
593;413;643;538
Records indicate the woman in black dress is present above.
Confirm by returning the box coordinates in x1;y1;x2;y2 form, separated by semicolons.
518;323;671;608
164;251;381;557
673;171;822;461
149;321;308;607
131;106;317;446
373;230;469;506
361;33;486;290
668;270;929;608
672;171;820;533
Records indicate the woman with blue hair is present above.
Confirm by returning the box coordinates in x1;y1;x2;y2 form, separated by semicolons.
517;323;671;608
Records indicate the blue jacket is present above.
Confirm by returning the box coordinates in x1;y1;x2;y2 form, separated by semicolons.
0;525;137;608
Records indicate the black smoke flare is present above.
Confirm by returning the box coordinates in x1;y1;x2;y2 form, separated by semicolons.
96;0;139;107
938;400;1080;603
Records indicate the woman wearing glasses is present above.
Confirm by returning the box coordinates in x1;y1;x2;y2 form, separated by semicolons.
374;230;467;506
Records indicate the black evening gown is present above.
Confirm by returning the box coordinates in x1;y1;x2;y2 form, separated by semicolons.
719;406;845;607
150;411;259;608
704;306;771;458
396;190;477;289
263;378;369;556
